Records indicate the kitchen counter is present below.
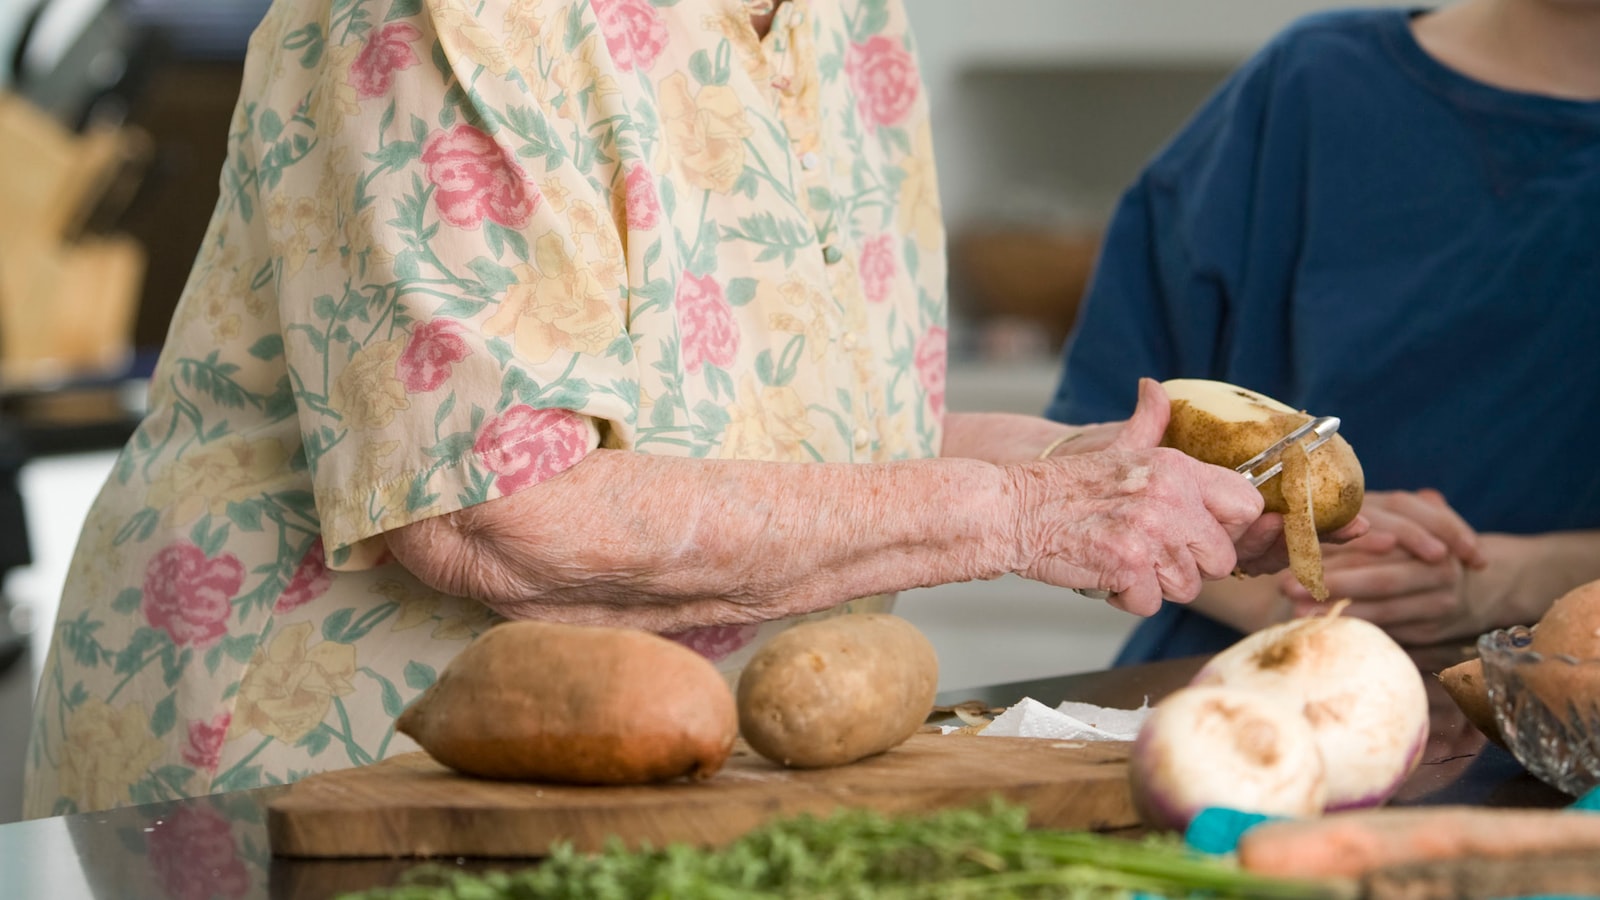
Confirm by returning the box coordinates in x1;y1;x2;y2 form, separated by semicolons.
0;646;1569;900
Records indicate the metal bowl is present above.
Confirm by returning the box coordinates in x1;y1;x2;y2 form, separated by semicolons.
1478;626;1600;797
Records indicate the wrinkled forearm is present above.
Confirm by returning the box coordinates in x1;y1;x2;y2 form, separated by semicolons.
1467;529;1600;629
943;412;1075;464
385;449;1019;631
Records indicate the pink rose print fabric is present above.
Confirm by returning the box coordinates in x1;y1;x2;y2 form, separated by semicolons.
624;165;662;230
859;234;896;304
474;406;590;495
142;542;245;649
677;272;738;374
421;125;540;229
915;325;948;418
274;538;332;614
25;0;943;820
397;319;470;393
846;35;919;130
182;713;231;772
592;0;670;72
348;22;422;100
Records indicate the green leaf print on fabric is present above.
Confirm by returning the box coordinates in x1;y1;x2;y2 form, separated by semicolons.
226;499;264;532
160;647;191;689
386;0;422;22
425;431;474;461
113;627;165;677
112;588;143;614
755;334;805;388
722;212;814;266
150;692;178;738
320;609;354;643
466;256;518;291
190;515;231;559
62;611;111;668
484;220;530;262
563;3;596;52
259;108;284;142
403;660;436;692
177;353;260;411
298;723;335;757
221;633;257;664
369;668;404;718
248;334;285;361
283;22;325;69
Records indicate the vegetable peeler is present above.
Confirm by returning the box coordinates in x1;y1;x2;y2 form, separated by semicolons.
1079;416;1341;601
1234;416;1341;487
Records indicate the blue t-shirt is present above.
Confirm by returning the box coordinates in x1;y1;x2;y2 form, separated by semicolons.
1046;8;1600;665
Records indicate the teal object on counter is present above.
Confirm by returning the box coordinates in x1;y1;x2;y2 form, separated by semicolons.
1571;785;1600;812
1183;808;1281;855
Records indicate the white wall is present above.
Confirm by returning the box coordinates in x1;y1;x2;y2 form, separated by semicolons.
906;1;1406;228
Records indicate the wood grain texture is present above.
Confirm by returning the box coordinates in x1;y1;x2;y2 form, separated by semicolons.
268;734;1135;858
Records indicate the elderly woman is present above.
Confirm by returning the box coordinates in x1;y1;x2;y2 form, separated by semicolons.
23;0;1313;817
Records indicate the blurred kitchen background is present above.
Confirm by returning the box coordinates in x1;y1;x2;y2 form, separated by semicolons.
0;0;1403;823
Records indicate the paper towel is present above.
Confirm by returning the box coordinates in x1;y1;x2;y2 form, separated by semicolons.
974;696;1151;741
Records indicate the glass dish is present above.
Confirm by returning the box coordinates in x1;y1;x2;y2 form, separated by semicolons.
1478;626;1600;797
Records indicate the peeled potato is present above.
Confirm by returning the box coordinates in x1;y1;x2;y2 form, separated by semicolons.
1160;379;1365;600
397;620;738;784
1161;379;1365;531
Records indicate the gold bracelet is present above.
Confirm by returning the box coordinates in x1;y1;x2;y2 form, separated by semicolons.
1036;432;1081;460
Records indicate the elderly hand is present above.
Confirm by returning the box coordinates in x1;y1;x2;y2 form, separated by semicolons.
1032;380;1370;613
1011;379;1267;615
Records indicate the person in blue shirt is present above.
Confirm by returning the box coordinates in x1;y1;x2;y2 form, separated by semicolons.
1048;0;1600;664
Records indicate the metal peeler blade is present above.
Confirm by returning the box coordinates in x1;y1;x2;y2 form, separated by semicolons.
1235;416;1341;487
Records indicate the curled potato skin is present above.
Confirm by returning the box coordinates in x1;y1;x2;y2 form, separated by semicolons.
737;614;939;769
397;621;738;784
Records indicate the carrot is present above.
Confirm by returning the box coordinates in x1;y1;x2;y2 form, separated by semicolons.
1237;806;1600;879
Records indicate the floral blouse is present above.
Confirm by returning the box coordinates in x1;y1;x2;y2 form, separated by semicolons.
24;0;946;817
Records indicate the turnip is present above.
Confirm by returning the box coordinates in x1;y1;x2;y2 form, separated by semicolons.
1191;605;1429;811
1128;685;1328;832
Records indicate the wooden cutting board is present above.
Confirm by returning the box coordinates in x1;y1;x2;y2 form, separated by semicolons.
268;733;1136;858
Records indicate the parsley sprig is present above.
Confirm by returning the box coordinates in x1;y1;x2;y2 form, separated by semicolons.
337;801;1355;899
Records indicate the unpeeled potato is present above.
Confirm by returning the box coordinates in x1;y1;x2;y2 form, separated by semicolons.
737;613;938;769
397;620;737;784
1160;378;1365;600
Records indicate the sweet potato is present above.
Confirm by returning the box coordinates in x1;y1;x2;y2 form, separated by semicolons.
737;613;938;768
1436;658;1504;747
1238;806;1600;879
397;620;737;784
1530;578;1600;659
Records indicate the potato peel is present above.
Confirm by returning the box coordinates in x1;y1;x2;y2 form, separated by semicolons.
1280;441;1327;601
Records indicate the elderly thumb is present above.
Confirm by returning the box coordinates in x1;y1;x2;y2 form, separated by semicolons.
1108;378;1170;451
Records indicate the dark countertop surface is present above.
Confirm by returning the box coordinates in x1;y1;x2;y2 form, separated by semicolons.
0;644;1570;899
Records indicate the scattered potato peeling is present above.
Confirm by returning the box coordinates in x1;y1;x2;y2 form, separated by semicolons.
1280;440;1327;601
